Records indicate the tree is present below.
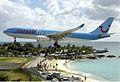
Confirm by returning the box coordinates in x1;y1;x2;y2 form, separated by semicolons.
24;42;34;48
72;44;75;48
14;42;22;47
7;43;18;50
67;44;70;49
23;43;34;53
37;44;41;48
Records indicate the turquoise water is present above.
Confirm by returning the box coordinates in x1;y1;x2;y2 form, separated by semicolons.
69;58;120;81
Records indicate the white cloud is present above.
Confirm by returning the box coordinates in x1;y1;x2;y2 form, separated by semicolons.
0;0;120;42
0;0;58;29
92;0;120;8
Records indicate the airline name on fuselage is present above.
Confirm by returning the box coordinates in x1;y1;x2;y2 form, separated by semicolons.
16;29;57;35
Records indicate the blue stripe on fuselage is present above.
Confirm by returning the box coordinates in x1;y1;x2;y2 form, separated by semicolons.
4;28;62;35
4;28;99;40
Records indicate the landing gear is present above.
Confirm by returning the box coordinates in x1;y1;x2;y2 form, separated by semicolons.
54;41;58;47
54;41;60;48
37;40;39;42
14;37;16;43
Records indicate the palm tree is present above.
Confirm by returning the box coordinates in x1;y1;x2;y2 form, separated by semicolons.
24;42;34;48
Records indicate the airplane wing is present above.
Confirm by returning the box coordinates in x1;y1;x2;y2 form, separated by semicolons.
46;24;85;41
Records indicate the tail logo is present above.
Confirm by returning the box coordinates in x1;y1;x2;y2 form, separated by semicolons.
99;25;110;33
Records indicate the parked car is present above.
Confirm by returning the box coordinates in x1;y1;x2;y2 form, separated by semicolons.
46;74;53;80
52;72;61;78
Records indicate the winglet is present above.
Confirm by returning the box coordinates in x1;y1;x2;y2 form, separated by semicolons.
78;24;85;28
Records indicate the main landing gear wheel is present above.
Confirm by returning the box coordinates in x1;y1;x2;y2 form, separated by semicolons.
14;37;16;43
54;41;60;48
54;41;58;47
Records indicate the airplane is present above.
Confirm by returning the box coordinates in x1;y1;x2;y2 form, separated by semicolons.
3;17;114;46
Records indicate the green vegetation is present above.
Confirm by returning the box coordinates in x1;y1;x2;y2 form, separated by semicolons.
0;72;8;81
6;69;43;81
6;70;30;81
0;69;43;81
0;42;96;59
0;43;44;81
0;42;44;57
0;57;32;63
31;75;43;81
0;57;43;81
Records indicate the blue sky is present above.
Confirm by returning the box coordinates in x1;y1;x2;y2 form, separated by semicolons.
0;0;120;42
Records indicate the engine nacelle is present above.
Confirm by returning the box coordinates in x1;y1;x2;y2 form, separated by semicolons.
37;36;50;42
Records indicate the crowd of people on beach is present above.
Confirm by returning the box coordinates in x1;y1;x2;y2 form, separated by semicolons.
37;60;58;71
36;59;87;82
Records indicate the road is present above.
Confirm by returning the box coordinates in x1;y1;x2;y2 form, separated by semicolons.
23;56;45;79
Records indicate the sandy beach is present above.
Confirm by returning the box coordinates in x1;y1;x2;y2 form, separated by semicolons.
44;59;100;82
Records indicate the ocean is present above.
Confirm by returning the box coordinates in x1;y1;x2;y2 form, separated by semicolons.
68;58;120;81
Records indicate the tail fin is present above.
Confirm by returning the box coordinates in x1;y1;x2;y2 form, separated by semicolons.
91;17;114;34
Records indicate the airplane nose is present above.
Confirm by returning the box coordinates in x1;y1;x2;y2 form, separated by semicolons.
3;30;7;34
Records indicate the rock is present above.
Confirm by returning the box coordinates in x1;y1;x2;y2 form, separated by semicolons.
107;55;116;58
96;55;105;58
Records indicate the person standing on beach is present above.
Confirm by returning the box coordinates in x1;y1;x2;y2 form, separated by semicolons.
70;76;74;82
56;63;58;70
53;65;55;70
84;75;87;81
50;64;51;68
81;80;84;82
